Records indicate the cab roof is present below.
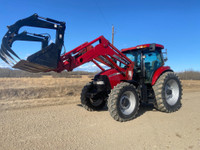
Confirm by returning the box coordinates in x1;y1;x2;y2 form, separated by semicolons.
121;43;164;52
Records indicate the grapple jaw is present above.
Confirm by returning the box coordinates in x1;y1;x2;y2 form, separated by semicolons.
13;60;54;73
0;14;65;73
12;43;61;73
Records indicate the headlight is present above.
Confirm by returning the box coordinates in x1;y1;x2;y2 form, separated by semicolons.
93;81;104;85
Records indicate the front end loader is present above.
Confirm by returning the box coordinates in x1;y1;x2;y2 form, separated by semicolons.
0;14;183;122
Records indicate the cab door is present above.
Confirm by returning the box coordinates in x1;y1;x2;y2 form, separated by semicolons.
143;50;163;82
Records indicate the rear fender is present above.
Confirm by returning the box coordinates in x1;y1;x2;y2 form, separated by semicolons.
151;66;173;86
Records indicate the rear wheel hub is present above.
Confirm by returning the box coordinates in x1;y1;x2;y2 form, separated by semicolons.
164;79;180;106
166;89;172;95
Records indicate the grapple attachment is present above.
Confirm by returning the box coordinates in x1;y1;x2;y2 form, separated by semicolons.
0;14;65;73
12;43;61;73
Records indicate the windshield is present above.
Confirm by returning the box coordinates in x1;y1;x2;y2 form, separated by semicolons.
120;51;136;68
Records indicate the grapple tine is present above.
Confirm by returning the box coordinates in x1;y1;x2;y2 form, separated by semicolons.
13;65;41;73
1;45;18;63
0;50;10;65
13;60;54;73
6;47;21;60
0;50;15;66
13;65;38;73
2;39;21;60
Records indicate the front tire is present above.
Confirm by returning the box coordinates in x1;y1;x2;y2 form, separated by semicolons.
153;72;183;112
107;82;139;122
81;82;106;111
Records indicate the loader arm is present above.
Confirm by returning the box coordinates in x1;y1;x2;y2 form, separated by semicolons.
56;36;134;80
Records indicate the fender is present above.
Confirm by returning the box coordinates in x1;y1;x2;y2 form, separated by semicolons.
151;66;173;85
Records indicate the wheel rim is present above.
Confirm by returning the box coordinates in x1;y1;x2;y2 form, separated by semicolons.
119;91;136;115
90;98;103;107
164;79;179;106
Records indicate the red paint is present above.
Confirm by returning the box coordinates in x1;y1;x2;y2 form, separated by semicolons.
151;66;172;85
100;69;126;88
54;36;134;87
121;44;164;52
54;35;172;90
55;36;132;73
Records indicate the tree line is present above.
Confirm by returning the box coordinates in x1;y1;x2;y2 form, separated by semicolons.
177;70;200;80
0;68;199;80
0;68;96;78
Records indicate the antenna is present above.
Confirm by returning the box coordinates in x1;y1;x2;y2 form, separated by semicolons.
112;25;114;45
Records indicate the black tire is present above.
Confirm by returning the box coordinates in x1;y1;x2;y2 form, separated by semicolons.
107;82;139;122
153;72;183;112
81;82;106;111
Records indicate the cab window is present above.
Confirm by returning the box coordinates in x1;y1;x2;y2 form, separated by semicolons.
144;50;163;82
120;52;136;68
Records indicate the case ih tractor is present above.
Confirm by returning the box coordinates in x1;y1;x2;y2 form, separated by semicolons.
0;14;182;122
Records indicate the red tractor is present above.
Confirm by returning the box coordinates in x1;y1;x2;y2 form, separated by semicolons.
0;14;182;122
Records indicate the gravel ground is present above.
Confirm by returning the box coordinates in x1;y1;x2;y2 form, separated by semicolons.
0;89;200;150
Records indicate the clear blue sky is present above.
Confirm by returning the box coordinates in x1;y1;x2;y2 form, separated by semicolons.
0;0;199;72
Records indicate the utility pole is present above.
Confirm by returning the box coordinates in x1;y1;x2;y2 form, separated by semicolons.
112;25;114;45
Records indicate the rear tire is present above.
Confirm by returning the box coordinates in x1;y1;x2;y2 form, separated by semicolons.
81;82;106;111
153;72;182;112
107;82;139;122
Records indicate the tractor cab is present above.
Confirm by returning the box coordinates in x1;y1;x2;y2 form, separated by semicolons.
121;44;165;83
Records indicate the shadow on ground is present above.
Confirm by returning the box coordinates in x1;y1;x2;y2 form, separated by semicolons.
77;103;157;116
76;104;108;111
137;104;156;117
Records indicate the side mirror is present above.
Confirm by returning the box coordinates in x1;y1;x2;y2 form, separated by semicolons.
163;49;168;62
149;43;156;51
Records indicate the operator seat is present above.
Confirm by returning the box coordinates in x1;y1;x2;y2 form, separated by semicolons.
152;60;159;71
145;62;151;81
